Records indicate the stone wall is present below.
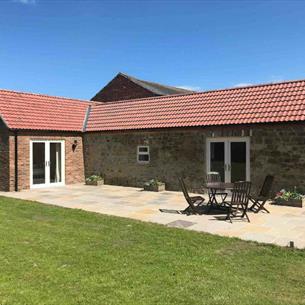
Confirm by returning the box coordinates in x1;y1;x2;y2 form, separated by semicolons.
250;124;305;194
84;123;305;195
84;129;206;191
84;127;253;192
1;122;305;194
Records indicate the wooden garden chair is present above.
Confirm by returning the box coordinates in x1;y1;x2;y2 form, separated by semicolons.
179;178;205;215
249;175;274;213
224;181;252;223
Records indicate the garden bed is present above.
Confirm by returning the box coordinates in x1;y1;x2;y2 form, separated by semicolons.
274;188;304;208
143;183;165;192
85;180;104;186
85;175;104;186
143;179;165;192
273;198;303;208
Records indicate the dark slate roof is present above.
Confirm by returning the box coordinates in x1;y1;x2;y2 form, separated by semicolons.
119;73;194;95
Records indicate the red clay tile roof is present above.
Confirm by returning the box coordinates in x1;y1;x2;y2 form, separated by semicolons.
1;79;305;132
0;89;90;131
86;79;305;131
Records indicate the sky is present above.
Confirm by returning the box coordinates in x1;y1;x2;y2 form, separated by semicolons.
0;0;305;100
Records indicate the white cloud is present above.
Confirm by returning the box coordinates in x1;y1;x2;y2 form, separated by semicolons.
269;75;284;83
13;0;36;5
268;78;284;84
233;82;253;88
177;85;202;92
234;77;285;88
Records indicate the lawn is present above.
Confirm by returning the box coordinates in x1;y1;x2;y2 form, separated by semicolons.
0;196;305;305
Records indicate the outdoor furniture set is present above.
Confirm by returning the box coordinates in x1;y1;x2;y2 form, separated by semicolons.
178;174;274;223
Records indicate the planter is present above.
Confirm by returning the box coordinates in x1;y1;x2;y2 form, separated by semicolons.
85;179;104;186
144;183;165;192
273;198;303;208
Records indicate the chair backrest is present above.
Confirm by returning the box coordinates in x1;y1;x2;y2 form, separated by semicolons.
179;177;190;201
231;181;252;207
259;175;274;198
179;178;196;211
206;172;221;183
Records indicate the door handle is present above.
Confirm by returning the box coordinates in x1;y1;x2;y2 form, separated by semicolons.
224;164;231;171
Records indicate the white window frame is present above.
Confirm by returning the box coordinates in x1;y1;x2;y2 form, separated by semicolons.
206;137;250;183
30;140;65;189
137;145;150;164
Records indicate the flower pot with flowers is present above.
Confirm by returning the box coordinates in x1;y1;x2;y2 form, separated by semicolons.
85;175;104;186
274;187;303;208
143;179;165;192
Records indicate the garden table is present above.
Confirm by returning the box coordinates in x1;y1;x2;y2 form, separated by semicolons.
204;182;234;207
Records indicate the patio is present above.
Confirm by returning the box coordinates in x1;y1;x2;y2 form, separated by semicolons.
2;184;305;249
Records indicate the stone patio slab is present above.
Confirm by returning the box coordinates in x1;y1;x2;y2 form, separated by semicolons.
1;184;305;249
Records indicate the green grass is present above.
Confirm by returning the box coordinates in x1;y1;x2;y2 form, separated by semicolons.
0;196;305;305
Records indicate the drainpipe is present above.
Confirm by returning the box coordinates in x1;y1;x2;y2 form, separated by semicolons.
14;130;18;192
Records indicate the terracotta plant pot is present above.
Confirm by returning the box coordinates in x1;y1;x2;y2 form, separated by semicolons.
273;198;303;208
85;179;104;186
143;183;165;192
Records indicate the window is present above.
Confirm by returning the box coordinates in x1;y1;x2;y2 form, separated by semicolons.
137;146;150;163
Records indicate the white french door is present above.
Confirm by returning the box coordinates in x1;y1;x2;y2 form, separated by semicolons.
206;137;250;183
30;140;65;188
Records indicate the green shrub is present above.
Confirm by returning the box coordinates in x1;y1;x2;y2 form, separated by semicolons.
144;178;164;187
86;175;103;183
275;187;303;201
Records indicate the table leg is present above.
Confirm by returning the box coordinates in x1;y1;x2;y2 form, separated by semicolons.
211;188;218;205
207;188;218;206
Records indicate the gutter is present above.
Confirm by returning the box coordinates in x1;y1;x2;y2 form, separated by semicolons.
14;130;18;192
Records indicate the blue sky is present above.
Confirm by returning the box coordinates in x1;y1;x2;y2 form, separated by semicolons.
0;0;305;100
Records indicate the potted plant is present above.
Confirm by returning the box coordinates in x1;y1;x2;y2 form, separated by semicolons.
273;187;303;208
143;178;165;192
85;175;104;186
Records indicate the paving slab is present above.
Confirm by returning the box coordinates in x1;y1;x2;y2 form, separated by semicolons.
1;184;305;249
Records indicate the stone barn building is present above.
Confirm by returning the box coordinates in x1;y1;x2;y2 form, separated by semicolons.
1;77;305;195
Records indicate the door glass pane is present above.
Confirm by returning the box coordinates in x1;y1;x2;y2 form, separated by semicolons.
210;142;225;182
50;143;62;183
230;142;246;182
33;143;45;185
